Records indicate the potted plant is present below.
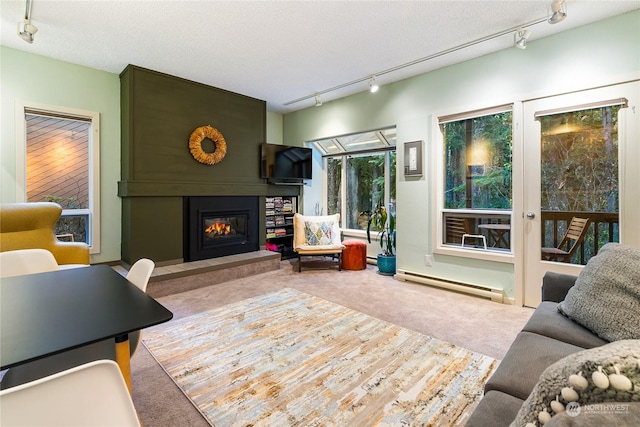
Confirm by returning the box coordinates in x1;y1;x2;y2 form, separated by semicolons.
366;202;396;275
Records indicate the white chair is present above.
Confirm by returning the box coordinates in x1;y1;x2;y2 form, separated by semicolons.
0;249;59;278
0;259;155;389
293;213;344;272
0;360;141;426
123;258;155;355
446;217;487;250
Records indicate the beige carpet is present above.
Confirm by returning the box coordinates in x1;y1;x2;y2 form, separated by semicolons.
143;287;498;426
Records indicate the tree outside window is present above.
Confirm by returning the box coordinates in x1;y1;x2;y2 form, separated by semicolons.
441;110;513;250
326;157;342;216
314;128;396;232
346;153;385;230
539;105;621;264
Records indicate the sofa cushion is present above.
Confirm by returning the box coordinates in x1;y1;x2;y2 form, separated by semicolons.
510;339;640;427
542;271;578;303
558;243;640;342
523;302;608;349
485;332;585;401
545;401;640;426
465;390;524;427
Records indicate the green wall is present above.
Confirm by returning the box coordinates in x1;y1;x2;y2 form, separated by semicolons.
1;50;286;264
119;65;273;264
283;11;640;299
0;46;121;264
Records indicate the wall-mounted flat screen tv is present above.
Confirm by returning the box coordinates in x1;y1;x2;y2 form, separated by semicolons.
260;143;312;180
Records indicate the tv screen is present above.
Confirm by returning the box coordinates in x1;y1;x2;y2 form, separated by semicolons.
260;143;312;180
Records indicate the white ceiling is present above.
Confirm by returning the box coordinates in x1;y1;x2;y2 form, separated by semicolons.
2;1;639;113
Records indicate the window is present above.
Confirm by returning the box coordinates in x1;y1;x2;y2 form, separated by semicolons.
313;128;396;232
439;106;513;252
538;104;622;264
17;103;100;252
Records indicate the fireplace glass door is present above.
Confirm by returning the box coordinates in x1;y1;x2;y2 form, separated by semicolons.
202;214;248;246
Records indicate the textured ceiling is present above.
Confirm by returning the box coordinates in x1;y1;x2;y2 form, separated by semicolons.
2;1;639;113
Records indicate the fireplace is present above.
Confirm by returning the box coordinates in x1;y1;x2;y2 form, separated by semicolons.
183;196;259;262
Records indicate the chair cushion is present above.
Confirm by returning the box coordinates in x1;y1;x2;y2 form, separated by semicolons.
293;213;341;248
295;244;344;255
557;243;640;342
304;220;335;245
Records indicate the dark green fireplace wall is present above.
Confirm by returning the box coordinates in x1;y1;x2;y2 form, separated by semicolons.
121;197;184;264
118;65;297;264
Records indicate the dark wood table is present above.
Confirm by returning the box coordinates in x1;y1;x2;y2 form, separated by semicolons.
1;265;173;393
478;223;511;248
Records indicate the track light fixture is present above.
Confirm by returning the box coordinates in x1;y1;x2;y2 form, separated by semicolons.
18;0;38;43
314;95;323;107
369;76;379;93
514;28;530;49
548;0;567;24
284;7;566;108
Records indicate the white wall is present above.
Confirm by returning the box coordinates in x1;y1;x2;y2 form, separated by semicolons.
282;11;640;300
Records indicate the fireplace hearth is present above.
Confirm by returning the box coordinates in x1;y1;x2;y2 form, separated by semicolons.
183;196;259;262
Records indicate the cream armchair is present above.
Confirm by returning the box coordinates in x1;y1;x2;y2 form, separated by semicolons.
293;213;344;272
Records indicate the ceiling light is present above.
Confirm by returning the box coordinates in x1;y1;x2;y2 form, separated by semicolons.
514;28;530;49
18;0;38;43
314;95;323;107
369;76;379;93
548;0;567;24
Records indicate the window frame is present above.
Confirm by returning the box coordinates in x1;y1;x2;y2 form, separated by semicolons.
15;100;101;254
312;128;396;237
433;104;515;263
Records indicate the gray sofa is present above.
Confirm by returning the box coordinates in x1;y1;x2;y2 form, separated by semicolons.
467;271;639;426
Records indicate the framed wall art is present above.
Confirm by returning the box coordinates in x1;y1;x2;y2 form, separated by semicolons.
404;140;423;176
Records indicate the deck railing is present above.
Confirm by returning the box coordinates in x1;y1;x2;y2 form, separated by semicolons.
443;210;618;262
541;211;619;264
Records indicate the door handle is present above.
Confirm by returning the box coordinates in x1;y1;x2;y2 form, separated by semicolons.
526;212;536;219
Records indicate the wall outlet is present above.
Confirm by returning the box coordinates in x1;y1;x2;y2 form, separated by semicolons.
424;255;432;267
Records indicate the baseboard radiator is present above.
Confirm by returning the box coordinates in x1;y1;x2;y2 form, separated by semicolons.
395;269;504;303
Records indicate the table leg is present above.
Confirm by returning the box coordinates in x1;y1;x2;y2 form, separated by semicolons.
115;334;132;394
496;231;509;248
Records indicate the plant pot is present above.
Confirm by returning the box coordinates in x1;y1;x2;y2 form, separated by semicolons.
376;254;396;275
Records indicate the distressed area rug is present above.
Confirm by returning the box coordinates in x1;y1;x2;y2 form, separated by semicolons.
143;288;497;426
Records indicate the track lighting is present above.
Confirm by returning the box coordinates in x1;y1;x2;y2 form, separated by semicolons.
369;76;379;93
514;28;530;50
18;0;38;43
314;95;323;107
548;0;567;24
284;6;566;108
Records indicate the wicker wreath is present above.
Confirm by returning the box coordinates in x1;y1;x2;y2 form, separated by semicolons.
188;125;227;165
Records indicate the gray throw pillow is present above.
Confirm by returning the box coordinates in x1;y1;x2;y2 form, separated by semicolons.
557;243;640;342
510;340;640;427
